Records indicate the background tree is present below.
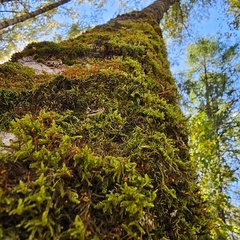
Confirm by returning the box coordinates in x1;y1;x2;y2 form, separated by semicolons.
178;37;240;239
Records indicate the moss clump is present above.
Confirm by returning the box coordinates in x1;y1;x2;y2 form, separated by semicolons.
0;110;157;239
0;63;46;90
0;11;212;239
11;41;92;63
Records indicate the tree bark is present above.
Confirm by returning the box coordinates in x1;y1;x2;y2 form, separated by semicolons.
0;1;212;238
0;0;15;3
142;0;179;23
0;0;71;31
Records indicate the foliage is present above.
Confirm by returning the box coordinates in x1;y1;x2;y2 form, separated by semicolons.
179;37;240;239
227;0;240;29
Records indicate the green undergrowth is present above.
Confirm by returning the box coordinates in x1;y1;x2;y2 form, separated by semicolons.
0;11;212;239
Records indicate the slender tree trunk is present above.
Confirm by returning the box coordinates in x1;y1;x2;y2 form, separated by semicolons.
0;0;15;3
203;58;212;119
0;0;71;31
142;0;178;23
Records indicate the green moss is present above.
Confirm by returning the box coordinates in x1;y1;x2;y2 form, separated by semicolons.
10;13;167;66
0;11;212;239
0;110;157;239
0;63;35;89
11;40;92;64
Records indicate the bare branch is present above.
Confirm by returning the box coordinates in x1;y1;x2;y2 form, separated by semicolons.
0;0;71;30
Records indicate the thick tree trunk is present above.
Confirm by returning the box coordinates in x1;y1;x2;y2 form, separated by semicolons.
0;0;71;31
0;1;211;239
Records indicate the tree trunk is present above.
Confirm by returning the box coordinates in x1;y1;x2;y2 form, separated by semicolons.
0;0;71;31
0;1;212;239
0;0;15;3
142;0;178;23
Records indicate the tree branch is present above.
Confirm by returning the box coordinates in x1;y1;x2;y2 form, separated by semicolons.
0;0;71;30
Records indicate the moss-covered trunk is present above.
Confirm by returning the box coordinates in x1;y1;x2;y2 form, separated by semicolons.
0;5;211;240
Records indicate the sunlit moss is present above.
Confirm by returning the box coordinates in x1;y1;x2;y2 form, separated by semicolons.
0;11;212;239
